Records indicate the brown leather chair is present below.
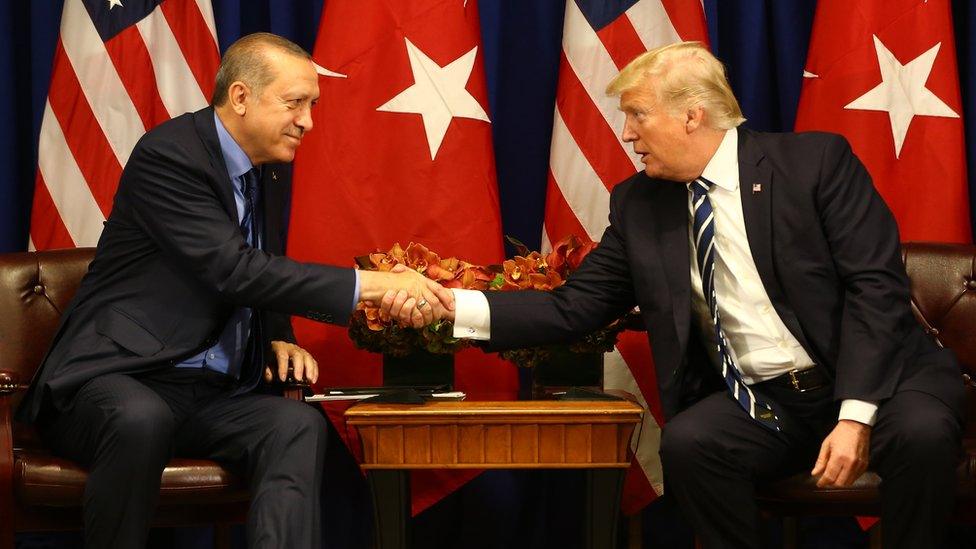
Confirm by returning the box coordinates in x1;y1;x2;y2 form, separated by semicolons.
755;242;976;547
0;248;307;548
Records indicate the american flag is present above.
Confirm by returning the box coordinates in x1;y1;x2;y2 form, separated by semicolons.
29;0;219;251
543;0;708;514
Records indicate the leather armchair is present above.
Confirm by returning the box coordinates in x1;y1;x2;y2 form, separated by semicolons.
0;248;307;548
755;242;976;546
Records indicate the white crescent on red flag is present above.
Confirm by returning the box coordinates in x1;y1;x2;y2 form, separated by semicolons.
543;0;709;514
287;0;517;515
795;0;970;243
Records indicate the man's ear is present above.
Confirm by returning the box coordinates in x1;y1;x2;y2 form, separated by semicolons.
228;81;250;116
685;105;705;133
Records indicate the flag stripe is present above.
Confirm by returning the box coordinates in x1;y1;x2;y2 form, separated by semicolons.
562;0;636;157
616;330;664;424
104;26;173;130
625;2;682;50
31;0;218;251
549;109;612;241
160;0;220;100
60;0;144;167
543;171;594;245
557;53;641;187
48;41;123;218
191;0;218;42
622;457;657;513
658;0;709;43
136;6;210;118
603;347;663;488
29;173;76;251
596;12;651;70
37;101;107;247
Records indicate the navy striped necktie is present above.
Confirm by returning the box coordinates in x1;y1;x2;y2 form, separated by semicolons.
240;168;260;247
690;177;780;432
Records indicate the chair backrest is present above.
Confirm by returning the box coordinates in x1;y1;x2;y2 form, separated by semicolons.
902;242;976;441
0;248;94;419
1;243;973;425
902;242;976;376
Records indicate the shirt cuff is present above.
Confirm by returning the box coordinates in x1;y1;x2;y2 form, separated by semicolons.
352;269;361;312
452;289;491;340
838;399;878;426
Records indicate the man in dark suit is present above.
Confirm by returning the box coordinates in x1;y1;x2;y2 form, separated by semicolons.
18;33;451;548
388;42;965;548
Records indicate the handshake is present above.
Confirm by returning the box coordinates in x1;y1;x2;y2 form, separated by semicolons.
358;264;458;327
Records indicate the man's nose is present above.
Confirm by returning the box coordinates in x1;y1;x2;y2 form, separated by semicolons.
621;123;636;142
297;105;314;132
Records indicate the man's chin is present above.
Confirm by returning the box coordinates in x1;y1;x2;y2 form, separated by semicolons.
274;148;298;163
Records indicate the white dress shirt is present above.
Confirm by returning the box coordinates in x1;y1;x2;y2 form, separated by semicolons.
453;128;877;426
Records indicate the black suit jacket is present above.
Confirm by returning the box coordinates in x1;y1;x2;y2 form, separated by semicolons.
19;107;356;423
486;129;964;422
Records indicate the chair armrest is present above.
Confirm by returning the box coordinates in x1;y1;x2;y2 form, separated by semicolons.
263;373;312;402
0;370;23;547
0;371;26;396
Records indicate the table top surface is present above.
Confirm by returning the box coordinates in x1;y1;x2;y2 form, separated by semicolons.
344;400;644;423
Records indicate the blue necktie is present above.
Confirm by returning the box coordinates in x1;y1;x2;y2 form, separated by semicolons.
691;177;780;432
240;168;260;246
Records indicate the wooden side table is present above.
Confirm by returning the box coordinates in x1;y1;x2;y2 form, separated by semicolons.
345;400;643;549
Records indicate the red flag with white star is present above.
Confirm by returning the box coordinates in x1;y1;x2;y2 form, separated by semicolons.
287;0;517;515
795;0;970;243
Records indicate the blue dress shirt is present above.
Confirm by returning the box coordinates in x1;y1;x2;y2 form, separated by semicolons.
176;114;260;377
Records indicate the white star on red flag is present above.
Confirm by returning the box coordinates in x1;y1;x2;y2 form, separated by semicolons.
844;35;959;158
107;0;123;9
795;0;970;243
376;38;490;160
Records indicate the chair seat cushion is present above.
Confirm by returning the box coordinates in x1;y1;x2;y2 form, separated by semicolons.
15;451;250;507
757;451;976;517
757;471;882;510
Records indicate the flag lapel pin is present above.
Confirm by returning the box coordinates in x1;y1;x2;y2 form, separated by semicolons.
752;183;762;194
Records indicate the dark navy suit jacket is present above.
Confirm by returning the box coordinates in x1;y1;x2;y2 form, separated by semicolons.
19;107;355;423
485;129;964;423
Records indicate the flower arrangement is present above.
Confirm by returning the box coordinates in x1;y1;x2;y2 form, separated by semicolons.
492;235;632;368
348;242;495;356
347;236;635;367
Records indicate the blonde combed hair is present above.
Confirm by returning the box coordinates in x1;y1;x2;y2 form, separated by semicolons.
606;42;745;130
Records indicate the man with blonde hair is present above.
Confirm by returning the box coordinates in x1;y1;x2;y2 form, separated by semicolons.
389;41;964;548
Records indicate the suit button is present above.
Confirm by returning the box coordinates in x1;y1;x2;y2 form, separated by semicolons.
325;314;334;323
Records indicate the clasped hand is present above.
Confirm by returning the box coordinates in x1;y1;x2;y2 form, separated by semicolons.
359;264;455;328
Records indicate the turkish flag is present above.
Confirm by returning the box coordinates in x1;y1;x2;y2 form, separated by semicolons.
287;0;518;514
795;0;970;243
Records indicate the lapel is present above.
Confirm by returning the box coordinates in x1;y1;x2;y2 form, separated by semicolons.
648;179;692;352
738;129;778;302
737;129;814;352
192;107;239;222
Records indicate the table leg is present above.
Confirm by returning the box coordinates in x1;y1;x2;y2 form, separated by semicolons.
367;470;411;549
584;468;625;549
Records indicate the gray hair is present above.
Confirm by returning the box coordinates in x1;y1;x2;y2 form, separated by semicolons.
211;33;311;107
